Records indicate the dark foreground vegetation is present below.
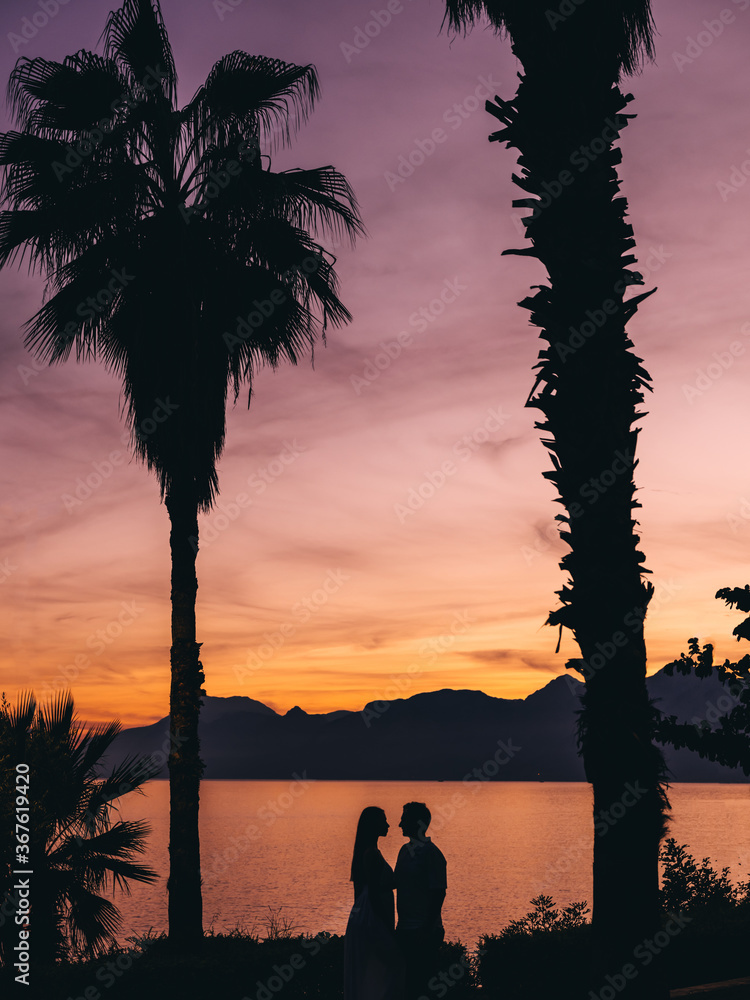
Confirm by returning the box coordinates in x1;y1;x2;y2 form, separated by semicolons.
478;838;750;999
17;840;749;1000
12;930;479;1000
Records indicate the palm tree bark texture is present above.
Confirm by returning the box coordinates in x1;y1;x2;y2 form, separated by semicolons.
166;478;205;947
442;2;670;996
491;26;669;1000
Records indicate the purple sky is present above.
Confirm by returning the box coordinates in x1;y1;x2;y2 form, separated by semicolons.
3;0;750;724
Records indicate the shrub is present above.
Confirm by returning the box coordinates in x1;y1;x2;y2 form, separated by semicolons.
659;838;749;914
478;896;591;999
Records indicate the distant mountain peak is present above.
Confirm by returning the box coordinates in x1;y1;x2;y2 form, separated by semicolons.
200;695;277;724
524;674;584;704
108;670;744;782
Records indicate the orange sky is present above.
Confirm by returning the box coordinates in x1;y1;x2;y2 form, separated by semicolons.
3;0;750;726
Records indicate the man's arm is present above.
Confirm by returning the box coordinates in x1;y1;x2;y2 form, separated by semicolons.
424;846;447;933
424;888;446;933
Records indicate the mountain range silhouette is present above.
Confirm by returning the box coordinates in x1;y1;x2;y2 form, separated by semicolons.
110;668;745;781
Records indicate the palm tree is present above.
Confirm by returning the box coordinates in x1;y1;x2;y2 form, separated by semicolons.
0;0;363;949
0;691;158;971
442;2;669;995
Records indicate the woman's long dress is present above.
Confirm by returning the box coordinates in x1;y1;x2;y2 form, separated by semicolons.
344;849;403;1000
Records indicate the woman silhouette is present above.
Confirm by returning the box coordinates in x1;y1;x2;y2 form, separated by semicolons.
344;807;404;1000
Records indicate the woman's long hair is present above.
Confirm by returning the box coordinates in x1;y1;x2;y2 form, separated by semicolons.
350;806;386;887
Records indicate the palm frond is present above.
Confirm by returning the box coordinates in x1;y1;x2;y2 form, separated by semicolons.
0;152;152;275
63;815;155;861
65;822;158;895
74;720;123;778
64;886;122;958
35;691;76;740
87;752;161;809
442;0;506;34
230;216;352;328
1;691;158;962
21;236;145;363
185;52;319;152
0;130;67;176
8;52;127;137
101;0;176;102
6;690;36;732
248;166;364;246
50;818;157;902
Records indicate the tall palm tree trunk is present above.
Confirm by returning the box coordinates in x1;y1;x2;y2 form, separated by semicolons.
165;478;205;948
489;57;669;998
1;0;362;963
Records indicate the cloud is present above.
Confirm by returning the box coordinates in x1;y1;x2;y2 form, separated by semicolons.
460;649;514;664
460;649;559;674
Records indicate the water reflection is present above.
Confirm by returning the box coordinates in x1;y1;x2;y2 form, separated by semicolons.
115;781;750;947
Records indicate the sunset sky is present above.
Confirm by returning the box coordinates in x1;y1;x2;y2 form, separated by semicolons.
3;0;750;726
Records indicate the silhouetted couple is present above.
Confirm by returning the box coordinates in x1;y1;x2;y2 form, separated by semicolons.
344;802;447;1000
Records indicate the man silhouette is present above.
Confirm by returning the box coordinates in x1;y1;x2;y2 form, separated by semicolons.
394;801;447;999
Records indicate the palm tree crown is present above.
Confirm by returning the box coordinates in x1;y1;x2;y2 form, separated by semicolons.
443;0;655;80
0;0;363;510
0;691;158;964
